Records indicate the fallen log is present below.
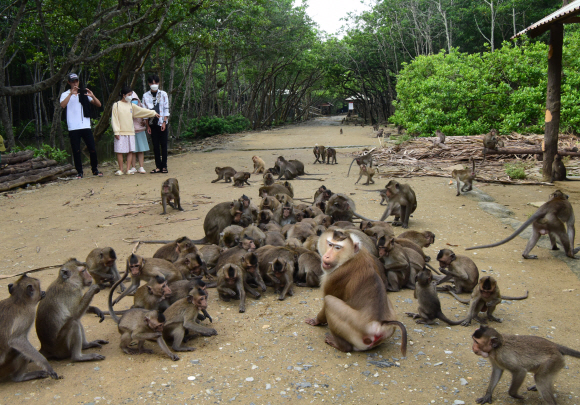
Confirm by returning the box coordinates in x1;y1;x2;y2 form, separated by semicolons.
0;164;66;184
42;167;77;183
0;165;72;192
1;150;34;165
0;159;57;175
484;147;580;157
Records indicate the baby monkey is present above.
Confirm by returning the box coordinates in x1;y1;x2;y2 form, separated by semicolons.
211;167;236;183
355;164;376;185
451;157;476;196
161;178;183;215
233;172;251;187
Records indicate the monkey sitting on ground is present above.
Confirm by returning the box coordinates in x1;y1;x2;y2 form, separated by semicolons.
448;276;528;326
211;167;236;183
313;144;326;164
466;190;577;259
86;247;122;290
452;157;476;196
379;180;417;228
405;268;462;325
267;258;294;300
36;259;108;362
161;178;184;215
133;275;172;312
252;156;265;174
153;236;198;262
326;147;337;164
355;164;377;185
435;249;479;294
0;275;60;382
233;171;251;187
471;325;580;405
551;154;568;182
305;229;407;353
262;172;275;186
295;250;323;287
193;199;244;245
217;264;247;313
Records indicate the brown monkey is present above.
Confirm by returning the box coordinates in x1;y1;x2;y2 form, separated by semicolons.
194;199;244;244
153;236;198;262
174;252;209;279
471;325;580;405
452;157;476;196
86;247;122;290
326;147;337;164
466;190;576;259
340;128;343;134
303;233;321;252
395;237;431;263
347;151;374;176
114;308;178;360
377;236;413;291
162;287;217;351
355;164;376;185
211;166;236;183
267;258;294;300
436;129;445;144
551;154;568;182
263;172;275;186
296;250;323;287
241;225;266;248
217;264;247;312
265;230;286;246
36;259;108;362
305;230;407;353
398;230;435;248
276;193;293;205
274;201;297;226
313;144;326;164
258;209;274;225
326;193;372;222
133;275;172;311
450;276;528;327
379;180;417;228
233;171;251;187
199;244;223;273
286;222;315;242
161;178;184;215
252;155;265;174
0;275;60;382
313;185;327;202
405;268;462;325
259;183;293;198
435;249;479;293
375;128;384;138
482;129;500;163
260;195;281;212
219;225;244;248
276;156;299;180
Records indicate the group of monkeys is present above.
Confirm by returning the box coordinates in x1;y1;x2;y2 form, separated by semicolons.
1;150;579;405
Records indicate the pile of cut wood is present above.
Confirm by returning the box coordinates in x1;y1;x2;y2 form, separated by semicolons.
366;133;580;185
0;150;76;192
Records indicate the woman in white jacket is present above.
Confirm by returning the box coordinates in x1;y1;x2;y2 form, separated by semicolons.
112;86;159;175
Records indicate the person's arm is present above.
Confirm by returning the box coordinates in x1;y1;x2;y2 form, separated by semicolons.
60;89;74;108
111;102;121;140
85;88;101;107
131;104;159;119
161;91;170;130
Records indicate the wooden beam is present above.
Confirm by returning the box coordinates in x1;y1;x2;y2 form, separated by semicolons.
484;148;580;157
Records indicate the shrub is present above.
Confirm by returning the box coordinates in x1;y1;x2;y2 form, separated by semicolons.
504;162;527;179
13;144;70;164
181;114;251;139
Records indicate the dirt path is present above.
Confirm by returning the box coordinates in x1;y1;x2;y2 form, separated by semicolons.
1;117;579;405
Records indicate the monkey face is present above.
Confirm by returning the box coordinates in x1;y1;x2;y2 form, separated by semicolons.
233;211;242;223
283;207;291;218
320;232;359;272
241;239;256;252
161;282;171;298
129;262;142;276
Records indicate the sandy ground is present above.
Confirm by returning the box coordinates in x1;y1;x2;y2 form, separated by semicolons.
1;116;580;405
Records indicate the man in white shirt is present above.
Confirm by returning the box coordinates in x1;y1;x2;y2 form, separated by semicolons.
59;73;103;178
142;74;170;173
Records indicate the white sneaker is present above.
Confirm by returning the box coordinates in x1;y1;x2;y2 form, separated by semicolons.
138;167;146;174
114;170;124;176
128;167;137;174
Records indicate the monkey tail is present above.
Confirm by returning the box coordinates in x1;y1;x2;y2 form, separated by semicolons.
448;291;471;305
501;291;529;300
381;320;407;356
471;157;476;174
191;237;208;244
558;345;580;358
353;211;373;221
425;263;441;275
138;240;175;244
108;269;129;324
465;213;541;251
347;158;357;177
436;311;463;326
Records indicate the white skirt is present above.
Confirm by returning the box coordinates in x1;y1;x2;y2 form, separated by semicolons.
114;135;136;153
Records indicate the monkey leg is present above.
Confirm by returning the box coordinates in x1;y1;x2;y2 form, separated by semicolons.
507;368;527;400
169;328;196;352
476;366;503;404
386;271;403;292
120;331;139;355
548;234;559;250
137;340;154;354
68;322;106;362
184;321;217;337
522;228;541;259
8;356;50;382
355;174;362;185
485;301;502;323
243;282;261;299
81;324;109;349
455;179;461;196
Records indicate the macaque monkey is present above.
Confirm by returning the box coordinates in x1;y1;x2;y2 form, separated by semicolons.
313;144;326;164
259;183;293;198
233;171;251;187
325;193;372;222
296;250;323;287
217;263;246;312
405;269;462;325
482;129;501;163
252;155;265;174
452;157;476;196
36;259;108;362
0;275;60;381
435;249;479;293
305;229;407;353
162;287;217;351
194;199;244;245
239;194;259;222
436;129;445;144
275;201;297;226
161;178;184;215
263;172;275;186
471;325;580;405
326;147;337;164
219;225;244;248
260;195;280;212
267;258;294;300
340;128;343;134
355;164;376;185
211;166;236;183
377;236;416;291
276;157;315;180
347;151;374;176
467;190;577;259
398;230;435;248
175;252;210;279
199;244;223;273
314;185;327;201
449;276;528;326
375;128;384;138
379;180;417;228
153;236;198;262
86;247;122;290
551;154;568;182
133;275;172;311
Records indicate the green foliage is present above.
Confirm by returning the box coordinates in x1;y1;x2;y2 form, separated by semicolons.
181;114;251;139
13;144;69;164
504;162;527;179
389;134;412;145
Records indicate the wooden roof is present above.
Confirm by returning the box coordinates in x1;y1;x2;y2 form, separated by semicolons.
513;0;580;38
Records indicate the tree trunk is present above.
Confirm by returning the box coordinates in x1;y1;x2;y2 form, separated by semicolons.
543;23;564;182
0;96;15;150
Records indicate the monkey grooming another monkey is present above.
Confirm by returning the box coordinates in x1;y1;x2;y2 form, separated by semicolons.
326;147;337;164
379;180;417;228
233;172;251;187
252;155;266;174
435;249;479;294
211;167;236;183
305;229;407;354
86;247;122;290
313;144;326;164
466;190;577;259
405;268;462;325
153;236;198;262
133;276;172;311
36;259;108;362
161;178;184;215
452;157;476;196
449;276;528;326
355;164;376;185
551;154;568;182
0;275;60;382
471;325;580;405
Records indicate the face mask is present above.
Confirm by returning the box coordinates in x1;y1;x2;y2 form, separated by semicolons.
150;84;159;91
131;100;138;105
125;96;132;102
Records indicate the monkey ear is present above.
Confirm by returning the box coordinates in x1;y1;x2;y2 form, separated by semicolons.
491;337;500;348
8;283;14;294
26;284;35;297
353;242;360;254
187;295;194;303
60;269;71;279
176;245;181;253
147;286;154;294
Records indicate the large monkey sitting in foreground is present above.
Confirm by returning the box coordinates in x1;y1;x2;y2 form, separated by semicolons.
466;190;577;259
305;229;407;354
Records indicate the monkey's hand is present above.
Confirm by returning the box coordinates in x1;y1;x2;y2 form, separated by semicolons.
305;318;324;326
476;393;493;404
89;306;106;322
460;318;472;327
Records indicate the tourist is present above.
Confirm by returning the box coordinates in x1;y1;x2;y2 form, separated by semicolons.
142;74;170;174
128;91;150;174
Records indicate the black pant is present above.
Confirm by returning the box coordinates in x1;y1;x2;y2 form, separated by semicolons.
150;124;168;170
69;128;98;175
